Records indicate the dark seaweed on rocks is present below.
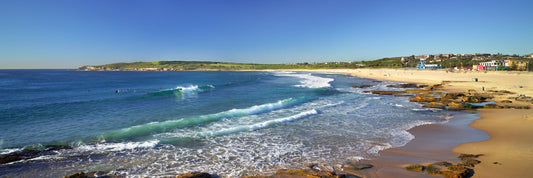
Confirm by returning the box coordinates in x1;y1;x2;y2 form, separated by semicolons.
0;145;72;164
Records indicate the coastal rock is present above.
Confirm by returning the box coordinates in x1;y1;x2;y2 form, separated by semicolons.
387;83;424;88
512;95;533;103
0;149;40;164
352;85;371;88
428;102;447;108
393;93;412;97
483;104;503;109
447;102;465;110
461;95;489;103
404;89;428;94
405;164;425;172
64;172;87;178
176;172;216;178
274;168;358;178
501;100;513;103
63;171;119;178
348;163;373;170
409;94;439;102
426;162;452;175
458;154;483;160
363;90;405;95
440;93;465;100
0;145;73;164
424;84;443;90
405;154;481;178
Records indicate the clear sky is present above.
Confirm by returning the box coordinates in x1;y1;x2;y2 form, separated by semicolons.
1;0;532;69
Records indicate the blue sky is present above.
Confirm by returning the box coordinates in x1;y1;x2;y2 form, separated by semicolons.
1;0;532;69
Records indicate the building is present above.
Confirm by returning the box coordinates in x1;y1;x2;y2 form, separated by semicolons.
478;60;508;70
508;60;528;70
478;60;528;70
417;59;441;69
524;53;533;58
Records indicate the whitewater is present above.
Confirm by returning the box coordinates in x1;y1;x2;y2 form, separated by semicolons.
0;70;450;177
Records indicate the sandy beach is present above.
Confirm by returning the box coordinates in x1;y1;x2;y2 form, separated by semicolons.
454;109;533;178
280;69;533;177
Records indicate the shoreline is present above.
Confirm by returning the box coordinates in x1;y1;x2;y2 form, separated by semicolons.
360;111;489;177
278;69;532;177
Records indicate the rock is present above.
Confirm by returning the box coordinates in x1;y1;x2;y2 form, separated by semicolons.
0;145;73;164
0;149;40;164
349;163;373;170
447;102;465;110
458;154;483;160
428;102;447;108
393;93;412;97
306;163;319;169
409;95;439;102
404;89;427;93
513;95;533;102
405;164;425;172
461;95;489;103
363;90;405;95
352;85;371;88
177;172;215;178
445;165;475;178
501;100;513;103
387;83;421;88
274;168;356;178
461;159;481;167
64;172;87;178
483;104;503;109
440;93;466;100
425;84;442;90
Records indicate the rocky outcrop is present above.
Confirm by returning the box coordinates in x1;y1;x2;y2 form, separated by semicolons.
387;83;427;88
177;172;217;178
0;145;72;164
352;85;371;88
363;90;405;95
427;102;447;108
447;102;466;110
461;95;490;103
63;171;119;178
405;154;481;178
409;94;439;102
64;172;87;178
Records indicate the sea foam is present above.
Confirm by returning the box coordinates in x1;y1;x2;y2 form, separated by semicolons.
274;72;334;88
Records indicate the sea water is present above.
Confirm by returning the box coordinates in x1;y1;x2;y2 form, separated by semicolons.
0;70;449;177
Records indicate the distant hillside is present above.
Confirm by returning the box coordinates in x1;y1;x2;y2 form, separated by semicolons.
79;61;360;71
77;55;533;71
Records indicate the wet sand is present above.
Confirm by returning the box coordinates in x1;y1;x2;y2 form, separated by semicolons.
356;112;489;177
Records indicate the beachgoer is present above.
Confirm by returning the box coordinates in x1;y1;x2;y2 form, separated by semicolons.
482;86;485;91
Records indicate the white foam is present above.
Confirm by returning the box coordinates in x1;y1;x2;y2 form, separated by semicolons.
193;109;319;137
274;72;334;88
249;109;318;130
76;140;159;152
175;85;199;92
0;148;22;155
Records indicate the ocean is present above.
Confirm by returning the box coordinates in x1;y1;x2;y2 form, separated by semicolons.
0;70;449;177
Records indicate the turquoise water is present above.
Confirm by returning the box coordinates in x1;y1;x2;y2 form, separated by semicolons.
0;70;449;177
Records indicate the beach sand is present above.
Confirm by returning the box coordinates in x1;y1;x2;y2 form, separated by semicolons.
453;109;533;178
280;69;533;177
